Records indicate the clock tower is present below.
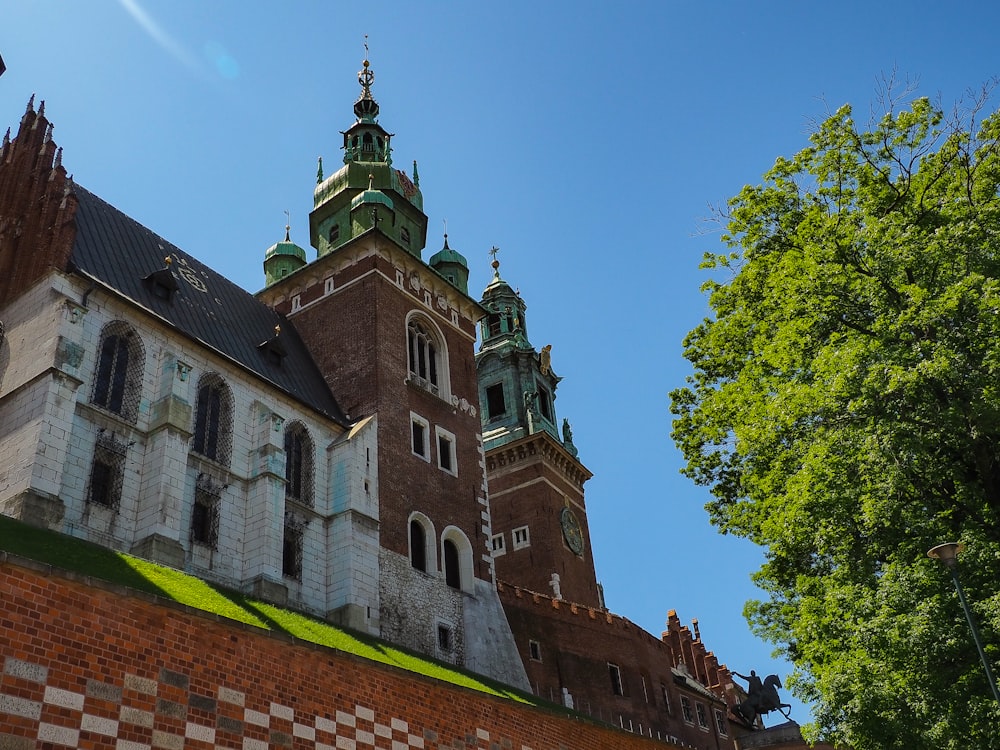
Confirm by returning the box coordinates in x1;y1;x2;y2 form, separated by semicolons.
476;257;601;608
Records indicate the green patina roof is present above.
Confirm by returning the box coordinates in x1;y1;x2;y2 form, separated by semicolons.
350;186;394;212
428;234;468;269
264;229;307;263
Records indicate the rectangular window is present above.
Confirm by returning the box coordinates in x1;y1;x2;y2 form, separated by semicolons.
529;640;541;661
282;522;303;581
87;433;127;509
191;490;219;547
680;696;694;724
696;703;709;729
485;383;506;419
437;624;452;652
512;525;530;550
661;685;672;715
410;413;429;461
536;383;552;421
435;426;457;476
714;708;727;736
491;533;506;556
608;663;623;696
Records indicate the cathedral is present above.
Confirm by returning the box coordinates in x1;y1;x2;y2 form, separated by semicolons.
0;57;802;749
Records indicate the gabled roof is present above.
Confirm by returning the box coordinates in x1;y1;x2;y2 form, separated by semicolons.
69;185;348;425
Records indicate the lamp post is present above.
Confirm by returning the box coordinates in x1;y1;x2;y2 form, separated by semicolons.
927;542;1000;704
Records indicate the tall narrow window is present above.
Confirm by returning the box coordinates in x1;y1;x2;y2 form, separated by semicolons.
191;475;221;548
608;664;624;696
680;696;694;724
192;374;232;464
410;519;427;572
284;422;314;506
443;538;460;589
536;383;553;422
92;321;144;423
411;414;429;461
283;512;305;581
87;432;127;509
407;318;440;393
436;426;456;476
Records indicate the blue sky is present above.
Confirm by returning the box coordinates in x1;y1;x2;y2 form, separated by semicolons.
4;1;998;726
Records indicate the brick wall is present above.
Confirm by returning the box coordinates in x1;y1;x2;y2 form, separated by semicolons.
0;554;672;750
498;583;742;749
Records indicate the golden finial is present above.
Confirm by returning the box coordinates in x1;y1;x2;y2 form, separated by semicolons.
274;324;281;336
164;256;172;266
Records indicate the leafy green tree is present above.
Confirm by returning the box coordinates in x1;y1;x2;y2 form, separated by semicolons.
671;84;1000;749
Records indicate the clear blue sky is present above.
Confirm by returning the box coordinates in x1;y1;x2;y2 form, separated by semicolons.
4;1;998;726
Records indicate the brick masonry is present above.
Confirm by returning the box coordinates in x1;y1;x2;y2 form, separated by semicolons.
0;553;671;750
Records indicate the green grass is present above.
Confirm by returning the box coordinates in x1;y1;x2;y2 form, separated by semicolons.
0;515;535;703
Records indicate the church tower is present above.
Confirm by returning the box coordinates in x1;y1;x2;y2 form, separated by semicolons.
476;256;601;609
257;54;526;689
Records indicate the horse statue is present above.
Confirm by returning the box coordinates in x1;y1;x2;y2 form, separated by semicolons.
731;670;792;727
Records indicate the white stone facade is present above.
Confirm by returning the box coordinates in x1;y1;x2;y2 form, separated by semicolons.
0;271;379;631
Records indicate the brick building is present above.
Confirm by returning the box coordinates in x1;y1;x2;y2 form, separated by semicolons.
0;57;810;749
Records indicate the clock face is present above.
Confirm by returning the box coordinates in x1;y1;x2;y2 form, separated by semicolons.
560;507;585;556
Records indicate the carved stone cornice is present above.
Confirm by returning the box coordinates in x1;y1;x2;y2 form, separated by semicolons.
485;431;591;489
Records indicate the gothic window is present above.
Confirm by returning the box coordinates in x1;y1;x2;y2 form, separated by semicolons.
608;663;624;696
91;321;144;423
283;512;306;581
443;539;460;589
191;475;221;547
191;374;233;465
362;132;373;152
87;431;127;509
485;383;506;420
410;519;427;572
284;422;314;506
407;317;442;394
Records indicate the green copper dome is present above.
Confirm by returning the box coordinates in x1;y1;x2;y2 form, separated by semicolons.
263;225;308;286
429;233;470;294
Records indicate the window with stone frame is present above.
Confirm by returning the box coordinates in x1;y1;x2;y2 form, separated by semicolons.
714;708;728;736
529;640;542;662
410;519;428;572
696;702;709;729
608;663;624;696
680;695;694;724
86;431;127;509
443;538;461;589
411;413;430;461
512;525;530;550
490;532;506;557
436;426;456;476
284;422;314;506
191;373;233;465
191;474;222;548
91;321;144;423
283;512;307;581
407;317;441;394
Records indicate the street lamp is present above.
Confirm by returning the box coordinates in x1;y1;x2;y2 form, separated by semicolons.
927;542;1000;704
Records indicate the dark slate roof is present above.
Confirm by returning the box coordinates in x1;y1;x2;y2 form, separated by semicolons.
69;185;348;425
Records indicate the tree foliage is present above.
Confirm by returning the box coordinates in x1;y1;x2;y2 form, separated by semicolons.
671;84;1000;748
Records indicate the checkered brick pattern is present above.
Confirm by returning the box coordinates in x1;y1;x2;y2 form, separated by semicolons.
0;657;523;750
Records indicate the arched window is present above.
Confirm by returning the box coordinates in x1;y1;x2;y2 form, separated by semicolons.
440;526;474;593
192;373;233;465
410;520;426;572
92;321;144;423
408;512;437;574
284;422;314;507
443;539;460;589
407;315;447;397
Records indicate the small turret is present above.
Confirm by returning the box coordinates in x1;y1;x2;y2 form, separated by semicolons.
428;233;469;295
263;223;307;286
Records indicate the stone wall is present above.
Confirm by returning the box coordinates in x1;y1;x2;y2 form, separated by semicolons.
0;553;669;750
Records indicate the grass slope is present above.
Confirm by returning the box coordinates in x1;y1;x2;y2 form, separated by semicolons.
0;515;535;704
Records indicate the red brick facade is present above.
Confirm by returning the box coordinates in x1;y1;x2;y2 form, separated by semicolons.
259;243;489;578
0;553;671;750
